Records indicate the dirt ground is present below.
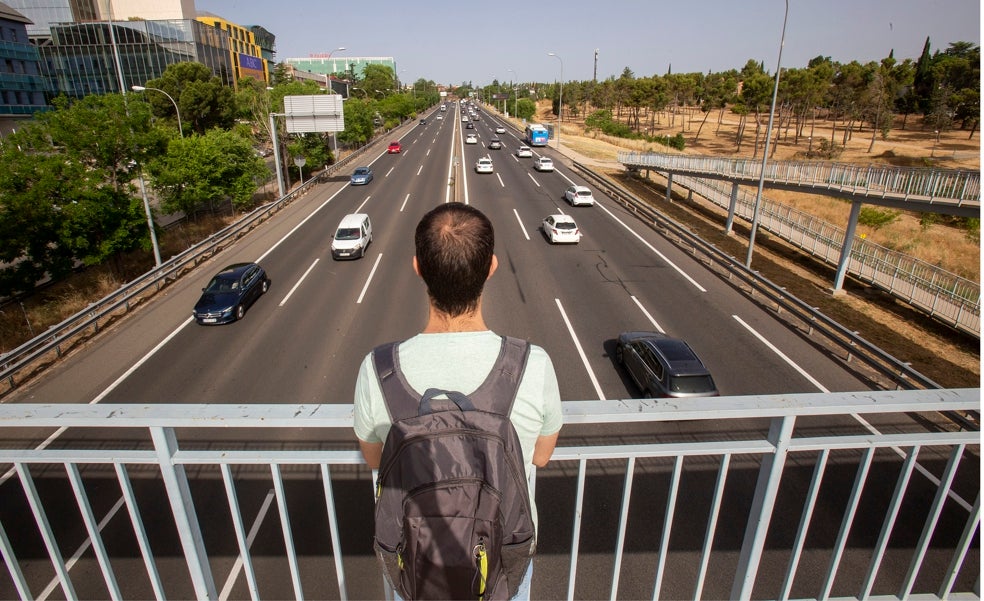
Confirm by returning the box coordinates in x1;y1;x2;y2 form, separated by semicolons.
531;101;981;388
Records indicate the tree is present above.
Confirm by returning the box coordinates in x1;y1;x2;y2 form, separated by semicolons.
360;64;396;97
147;129;268;216
144;62;236;135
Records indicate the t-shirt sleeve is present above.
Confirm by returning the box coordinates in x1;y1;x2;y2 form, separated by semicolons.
535;348;564;436
353;353;383;443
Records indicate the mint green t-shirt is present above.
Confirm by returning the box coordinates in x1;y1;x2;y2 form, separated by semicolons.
353;330;563;528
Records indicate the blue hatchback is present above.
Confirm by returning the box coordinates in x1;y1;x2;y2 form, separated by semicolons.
193;263;270;325
350;166;373;185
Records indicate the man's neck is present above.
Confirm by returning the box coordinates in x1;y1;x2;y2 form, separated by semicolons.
422;306;488;333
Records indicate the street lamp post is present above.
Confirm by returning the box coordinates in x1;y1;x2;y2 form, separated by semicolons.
744;0;788;269
131;85;183;138
507;68;518;119
547;52;563;150
322;47;345;93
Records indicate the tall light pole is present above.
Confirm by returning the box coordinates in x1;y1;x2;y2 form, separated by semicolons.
132;85;182;137
548;52;563;150
507;68;517;118
744;0;788;269
323;47;346;93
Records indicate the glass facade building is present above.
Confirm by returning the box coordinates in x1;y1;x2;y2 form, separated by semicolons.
40;18;232;97
0;2;51;132
286;56;395;80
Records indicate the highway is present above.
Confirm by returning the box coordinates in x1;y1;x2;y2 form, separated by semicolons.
2;102;976;600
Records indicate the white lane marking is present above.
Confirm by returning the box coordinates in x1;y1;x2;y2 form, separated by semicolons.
733;315;829;392
354;196;371;213
400;193;411;212
357;254;383;304
219;490;276;601
555;299;605;401
385;167;395;178
426;148;431;156
513;210;531;240
527;173;541;187
257;184;349;262
37;496;127;601
630;296;665;333
496;173;505;187
279;259;319;307
731;314;972;511
416;165;423;176
594;201;706;292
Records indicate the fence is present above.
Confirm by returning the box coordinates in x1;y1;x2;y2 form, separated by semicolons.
617;152;981;337
0;389;977;600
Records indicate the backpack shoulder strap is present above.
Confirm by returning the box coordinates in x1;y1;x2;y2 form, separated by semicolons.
468;336;531;417
371;341;420;422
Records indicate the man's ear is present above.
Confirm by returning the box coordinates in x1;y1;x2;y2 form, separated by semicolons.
413;256;421;277
488;254;498;280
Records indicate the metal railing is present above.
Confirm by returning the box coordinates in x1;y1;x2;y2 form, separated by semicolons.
0;389;978;600
614;152;981;337
618;152;981;208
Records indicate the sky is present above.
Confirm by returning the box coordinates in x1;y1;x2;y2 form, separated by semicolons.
195;0;980;85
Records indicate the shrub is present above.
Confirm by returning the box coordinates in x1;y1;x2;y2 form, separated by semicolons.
858;206;900;229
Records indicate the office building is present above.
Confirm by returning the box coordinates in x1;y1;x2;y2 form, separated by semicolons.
0;2;50;134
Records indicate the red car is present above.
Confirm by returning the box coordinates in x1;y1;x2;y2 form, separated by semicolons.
387;141;402;154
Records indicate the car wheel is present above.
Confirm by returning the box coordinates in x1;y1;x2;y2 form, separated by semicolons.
235;305;245;321
615;344;624;364
261;280;270;294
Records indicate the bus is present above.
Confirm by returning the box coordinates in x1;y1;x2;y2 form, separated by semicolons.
525;124;549;147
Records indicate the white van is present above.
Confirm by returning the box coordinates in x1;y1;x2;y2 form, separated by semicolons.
331;213;372;260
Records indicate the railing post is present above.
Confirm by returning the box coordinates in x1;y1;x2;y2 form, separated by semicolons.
730;414;796;600
150;426;217;600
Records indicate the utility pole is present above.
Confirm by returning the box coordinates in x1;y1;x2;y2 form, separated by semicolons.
593;49;599;83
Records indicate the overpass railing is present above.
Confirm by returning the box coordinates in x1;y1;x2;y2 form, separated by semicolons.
615;152;981;337
0;389;978;600
618;152;981;207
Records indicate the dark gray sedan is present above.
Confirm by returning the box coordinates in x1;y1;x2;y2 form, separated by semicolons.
615;331;718;398
193;263;270;325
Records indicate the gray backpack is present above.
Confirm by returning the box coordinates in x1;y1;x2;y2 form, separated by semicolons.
372;336;535;600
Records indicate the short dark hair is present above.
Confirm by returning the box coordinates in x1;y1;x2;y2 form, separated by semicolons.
414;203;494;317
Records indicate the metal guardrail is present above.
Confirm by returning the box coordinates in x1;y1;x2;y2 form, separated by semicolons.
618;152;981;208
0;390;977;600
573;161;954;396
615;152;981;337
0;141;375;396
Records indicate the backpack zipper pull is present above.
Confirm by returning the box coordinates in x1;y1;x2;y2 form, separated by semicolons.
473;540;488;599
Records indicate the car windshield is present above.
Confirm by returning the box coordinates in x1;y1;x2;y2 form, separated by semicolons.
668;375;716;394
336;228;362;240
354;169;369;175
205;275;238;293
540;159;552;164
577;190;592;196
554;222;576;230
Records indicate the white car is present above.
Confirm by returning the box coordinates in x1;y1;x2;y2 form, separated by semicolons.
436;114;443;120
462;115;469;122
542;214;581;244
475;157;494;173
564;185;595;206
495;126;506;134
465;133;478;144
516;145;533;158
533;156;554;172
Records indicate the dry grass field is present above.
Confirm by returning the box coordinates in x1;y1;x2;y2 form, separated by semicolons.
530;101;980;387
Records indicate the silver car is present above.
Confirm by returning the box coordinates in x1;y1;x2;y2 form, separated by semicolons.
533;156;554;172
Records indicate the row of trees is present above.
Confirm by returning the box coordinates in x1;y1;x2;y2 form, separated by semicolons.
466;39;978;154
0;61;439;297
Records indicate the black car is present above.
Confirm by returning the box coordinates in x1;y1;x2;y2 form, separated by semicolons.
615;331;718;398
466;122;475;129
193;263;270;325
488;137;502;150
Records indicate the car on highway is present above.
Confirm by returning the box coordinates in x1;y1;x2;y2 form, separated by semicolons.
542;214;581;244
350;166;373;185
488;137;502;150
475;157;494;173
466;122;475;129
533;156;554;172
387;141;402;154
495;126;506;134
462;115;469;122
615;331;719;398
515;145;533;158
465;133;478;144
564;185;595;206
436;114;443;120
193;263;270;325
420;118;427;125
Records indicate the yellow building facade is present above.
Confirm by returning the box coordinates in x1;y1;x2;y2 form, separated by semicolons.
196;15;269;86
